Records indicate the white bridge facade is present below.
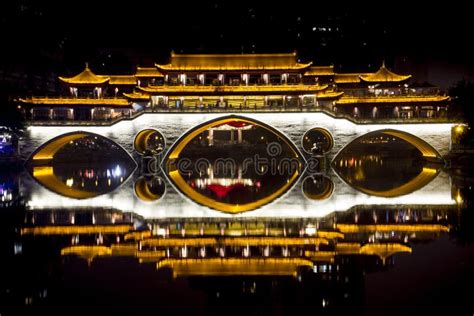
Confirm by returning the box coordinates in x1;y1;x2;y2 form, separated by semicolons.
22;112;456;161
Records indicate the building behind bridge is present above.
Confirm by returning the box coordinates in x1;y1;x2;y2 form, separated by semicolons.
19;52;449;123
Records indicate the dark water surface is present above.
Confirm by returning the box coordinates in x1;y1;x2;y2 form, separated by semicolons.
1;130;473;316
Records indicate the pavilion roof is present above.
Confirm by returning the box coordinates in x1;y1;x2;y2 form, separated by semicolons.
135;67;164;77
334;73;368;84
59;63;110;85
304;65;334;76
359;62;411;83
109;75;137;85
156;52;312;72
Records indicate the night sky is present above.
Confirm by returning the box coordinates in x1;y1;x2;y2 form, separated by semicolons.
1;1;473;91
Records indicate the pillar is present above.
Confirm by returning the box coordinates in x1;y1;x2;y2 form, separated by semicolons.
237;129;243;144
208;129;214;146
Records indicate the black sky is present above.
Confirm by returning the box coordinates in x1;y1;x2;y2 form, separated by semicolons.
1;1;473;90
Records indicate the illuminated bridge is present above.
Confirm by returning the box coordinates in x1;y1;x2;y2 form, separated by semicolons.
23;112;455;161
19;112;459;219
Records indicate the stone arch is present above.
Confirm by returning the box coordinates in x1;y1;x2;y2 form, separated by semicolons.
26;131;136;199
28;131;134;162
134;129;166;155
336;128;441;159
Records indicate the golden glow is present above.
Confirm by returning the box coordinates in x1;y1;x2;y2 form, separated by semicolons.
135;67;164;77
221;237;328;246
32;166;100;199
134;178;163;202
383;130;440;158
316;231;345;239
454;125;465;134
304;66;335;76
336;224;450;233
21;225;133;235
31;133;89;160
351;167;439;197
141;238;217;247
124;230;152;241
157;258;313;277
334;73;369;84
336;96;449;104
335;129;441;161
335;243;361;254
316;91;345;99
61;246;112;259
359;63;412;82
138;84;327;94
111;244;138;255
123;92;150;100
59;64;109;85
359;243;412;261
165;116;303;214
141;236;328;247
168;168;300;214
109;75;137;85
156;52;312;71
20;97;130;107
136;250;166;263
134;129;157;154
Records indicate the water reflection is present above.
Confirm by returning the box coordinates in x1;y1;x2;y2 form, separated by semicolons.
163;116;304;213
1;129;473;315
134;176;166;202
3;205;465;315
333;132;441;197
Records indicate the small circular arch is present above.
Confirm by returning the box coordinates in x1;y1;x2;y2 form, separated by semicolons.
301;128;334;155
134;129;166;155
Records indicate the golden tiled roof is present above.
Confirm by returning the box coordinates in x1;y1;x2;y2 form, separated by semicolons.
135;67;164;77
304;65;334;76
19;97;131;107
336;95;449;104
59;63;110;85
334;73;370;84
138;84;328;95
123;92;150;100
109;75;137;85
359;62;412;83
316;91;344;99
156;52;312;71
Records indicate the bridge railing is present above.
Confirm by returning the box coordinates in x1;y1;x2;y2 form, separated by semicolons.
25;106;460;126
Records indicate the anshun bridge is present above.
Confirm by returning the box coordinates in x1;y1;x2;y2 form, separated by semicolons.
17;52;460;162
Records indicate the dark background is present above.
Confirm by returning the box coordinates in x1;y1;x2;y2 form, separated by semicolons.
0;0;473;94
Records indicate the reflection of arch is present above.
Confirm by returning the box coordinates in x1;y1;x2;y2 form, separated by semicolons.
32;166;100;199
134;129;166;155
163;115;304;214
302;175;334;200
352;167;438;197
134;176;166;202
337;129;441;159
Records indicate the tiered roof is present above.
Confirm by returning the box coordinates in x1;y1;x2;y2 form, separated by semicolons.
156;52;312;72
